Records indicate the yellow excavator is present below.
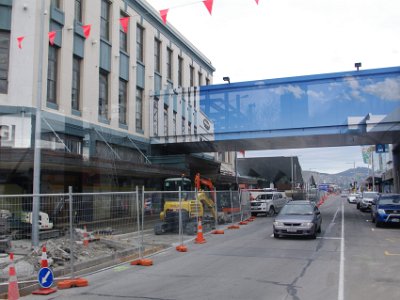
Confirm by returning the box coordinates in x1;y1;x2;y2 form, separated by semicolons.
154;173;217;235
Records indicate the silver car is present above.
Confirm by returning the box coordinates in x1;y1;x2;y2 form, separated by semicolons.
273;201;322;239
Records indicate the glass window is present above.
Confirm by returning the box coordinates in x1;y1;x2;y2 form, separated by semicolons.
154;39;161;73
100;0;110;41
153;99;158;136
136;25;144;63
99;70;109;119
72;55;81;111
206;77;210;85
190;66;194;87
173;112;177;139
120;12;128;52
178;56;183;87
0;30;10;94
182;117;185;140
136;87;143;131
167;48;172;80
119;79;127;125
164;105;168;141
47;45;58;104
51;0;61;9
198;72;202;86
74;0;82;23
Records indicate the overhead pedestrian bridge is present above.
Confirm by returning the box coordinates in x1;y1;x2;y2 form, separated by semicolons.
151;66;400;153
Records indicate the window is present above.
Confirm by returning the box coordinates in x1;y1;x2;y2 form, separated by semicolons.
136;25;144;63
120;12;128;52
194;125;197;136
99;70;109;119
100;0;110;41
136;87;143;131
51;0;61;9
188;122;191;141
164;105;168;141
0;30;10;94
154;39;161;73
198;72;203;86
71;55;81;111
119;79;127;125
190;66;194;87
178;56;183;87
47;45;58;104
167;48;173;80
206;77;210;86
74;0;82;23
182;117;185;140
173;112;177;139
153;99;158;136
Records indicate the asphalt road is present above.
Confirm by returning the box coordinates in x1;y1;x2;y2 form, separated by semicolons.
26;195;400;300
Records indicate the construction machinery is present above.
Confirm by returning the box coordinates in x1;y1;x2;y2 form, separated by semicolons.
154;173;218;235
0;210;60;252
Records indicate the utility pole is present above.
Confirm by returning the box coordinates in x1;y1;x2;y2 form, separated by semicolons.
32;0;46;249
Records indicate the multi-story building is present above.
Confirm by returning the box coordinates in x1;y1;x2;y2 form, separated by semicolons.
0;0;245;194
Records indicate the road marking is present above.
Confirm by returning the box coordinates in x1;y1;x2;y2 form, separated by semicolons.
338;198;345;300
317;237;343;240
384;251;400;256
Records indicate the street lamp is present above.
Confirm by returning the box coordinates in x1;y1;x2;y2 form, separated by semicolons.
223;76;230;84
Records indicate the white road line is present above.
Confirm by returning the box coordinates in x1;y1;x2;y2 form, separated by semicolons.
338;198;345;300
317;237;343;240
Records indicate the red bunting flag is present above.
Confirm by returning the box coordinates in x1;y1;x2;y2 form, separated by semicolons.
82;24;91;39
119;17;129;33
17;36;24;49
203;0;213;15
239;150;245;157
159;9;169;24
255;0;259;4
48;31;56;45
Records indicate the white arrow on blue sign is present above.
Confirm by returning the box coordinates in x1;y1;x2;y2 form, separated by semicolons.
38;267;54;288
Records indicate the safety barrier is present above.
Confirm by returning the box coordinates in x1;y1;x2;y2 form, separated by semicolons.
0;187;248;296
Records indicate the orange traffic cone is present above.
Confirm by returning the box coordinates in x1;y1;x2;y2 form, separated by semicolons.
32;245;57;295
194;219;206;244
8;253;20;300
83;226;89;247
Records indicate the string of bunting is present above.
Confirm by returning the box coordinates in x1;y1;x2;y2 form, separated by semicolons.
15;0;261;48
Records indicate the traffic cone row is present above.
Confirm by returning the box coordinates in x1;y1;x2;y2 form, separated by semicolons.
8;253;20;300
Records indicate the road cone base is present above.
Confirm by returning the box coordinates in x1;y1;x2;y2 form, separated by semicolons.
130;258;153;266
7;281;20;300
228;225;240;229
239;221;248;225
211;230;225;234
176;245;188;252
195;238;206;244
57;278;88;289
32;287;57;295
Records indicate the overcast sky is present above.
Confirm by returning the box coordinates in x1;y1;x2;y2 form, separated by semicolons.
145;0;399;174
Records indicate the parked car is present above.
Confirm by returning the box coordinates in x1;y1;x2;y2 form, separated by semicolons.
347;193;358;204
250;191;288;217
371;194;400;227
273;200;322;239
359;191;379;211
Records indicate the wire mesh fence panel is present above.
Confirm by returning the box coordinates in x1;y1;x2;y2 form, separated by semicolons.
215;191;235;226
239;190;251;221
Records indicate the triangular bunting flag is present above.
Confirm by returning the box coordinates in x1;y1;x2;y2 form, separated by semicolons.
82;24;91;39
119;17;129;33
203;0;213;15
17;36;24;49
239;150;245;157
48;31;56;45
160;9;169;24
255;0;259;4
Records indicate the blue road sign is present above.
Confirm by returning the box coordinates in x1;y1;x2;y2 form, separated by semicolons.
375;144;388;153
38;267;54;288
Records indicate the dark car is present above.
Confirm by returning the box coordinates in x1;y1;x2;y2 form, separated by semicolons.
371;194;400;227
273;200;322;239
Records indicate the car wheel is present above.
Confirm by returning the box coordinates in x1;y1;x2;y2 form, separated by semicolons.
311;232;317;239
371;214;375;223
375;221;381;228
357;203;360;209
268;206;275;217
273;233;279;238
317;225;321;233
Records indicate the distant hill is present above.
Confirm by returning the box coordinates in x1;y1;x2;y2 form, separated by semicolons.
302;167;370;189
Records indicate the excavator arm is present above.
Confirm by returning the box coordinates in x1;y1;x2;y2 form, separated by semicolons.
195;173;217;220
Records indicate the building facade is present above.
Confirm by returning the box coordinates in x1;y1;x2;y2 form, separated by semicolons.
0;0;241;194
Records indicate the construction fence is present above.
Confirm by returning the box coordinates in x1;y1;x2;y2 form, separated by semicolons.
0;188;249;289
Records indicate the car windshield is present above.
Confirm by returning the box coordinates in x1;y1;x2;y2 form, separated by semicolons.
363;192;378;198
379;196;400;205
256;194;273;200
280;204;314;215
